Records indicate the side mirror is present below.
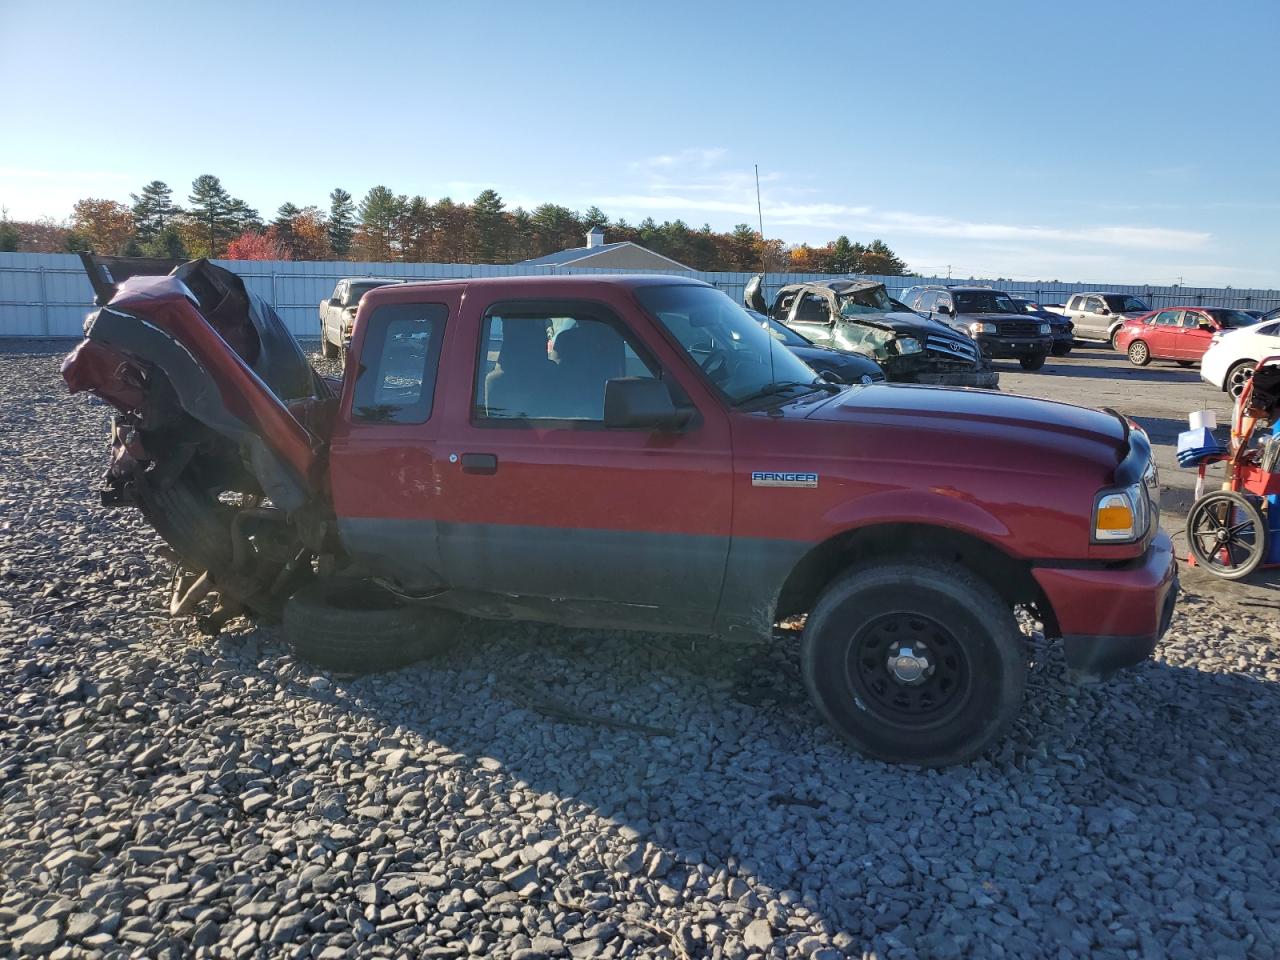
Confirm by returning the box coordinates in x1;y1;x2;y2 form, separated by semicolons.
603;378;689;430
1099;308;1111;316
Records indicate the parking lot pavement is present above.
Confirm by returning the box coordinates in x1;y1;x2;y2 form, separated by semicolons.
2;341;1279;960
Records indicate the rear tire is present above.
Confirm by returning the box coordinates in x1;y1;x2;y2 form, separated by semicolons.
800;557;1027;766
1127;340;1151;366
1226;359;1255;398
1051;342;1072;357
283;579;459;673
321;328;339;359
1019;354;1047;371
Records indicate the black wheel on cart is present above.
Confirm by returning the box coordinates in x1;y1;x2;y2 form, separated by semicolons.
1186;491;1268;581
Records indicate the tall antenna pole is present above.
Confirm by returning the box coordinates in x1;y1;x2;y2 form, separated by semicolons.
755;164;767;277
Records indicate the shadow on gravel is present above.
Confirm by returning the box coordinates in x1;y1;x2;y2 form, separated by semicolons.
262;613;1280;955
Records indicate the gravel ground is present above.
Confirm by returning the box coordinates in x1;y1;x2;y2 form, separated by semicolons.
3;342;1279;960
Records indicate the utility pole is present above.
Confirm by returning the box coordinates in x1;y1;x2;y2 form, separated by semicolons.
755;164;767;277
946;264;952;280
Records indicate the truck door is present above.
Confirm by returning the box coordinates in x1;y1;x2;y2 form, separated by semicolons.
430;292;733;631
328;290;462;591
789;292;836;344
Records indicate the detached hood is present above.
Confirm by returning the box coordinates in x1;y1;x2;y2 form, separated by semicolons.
806;383;1129;477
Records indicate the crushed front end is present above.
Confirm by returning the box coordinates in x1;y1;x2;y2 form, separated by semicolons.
62;258;336;630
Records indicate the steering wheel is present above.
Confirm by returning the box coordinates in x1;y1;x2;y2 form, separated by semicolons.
700;348;732;383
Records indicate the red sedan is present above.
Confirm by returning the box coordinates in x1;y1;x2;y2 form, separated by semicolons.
1114;306;1258;367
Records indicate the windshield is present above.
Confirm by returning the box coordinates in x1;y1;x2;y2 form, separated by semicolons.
837;286;896;316
1104;295;1150;313
953;291;1019;314
636;285;820;405
1206;309;1258;329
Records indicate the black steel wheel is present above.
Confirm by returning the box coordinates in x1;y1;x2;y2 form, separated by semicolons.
846;612;972;728
1186;491;1267;581
801;556;1026;766
1127;340;1151;366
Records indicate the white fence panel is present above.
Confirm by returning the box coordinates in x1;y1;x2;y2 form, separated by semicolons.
2;251;1277;338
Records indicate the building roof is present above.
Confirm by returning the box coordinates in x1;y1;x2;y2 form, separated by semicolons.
519;240;693;271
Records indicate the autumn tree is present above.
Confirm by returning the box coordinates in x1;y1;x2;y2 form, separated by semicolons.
860;238;908;275
273;202;301;256
328;188;356;257
289;207;331;261
432;198;471;262
71;198;135;254
224;228;286;260
130;181;179;243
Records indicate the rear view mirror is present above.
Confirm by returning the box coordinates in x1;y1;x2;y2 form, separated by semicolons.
604;378;689;430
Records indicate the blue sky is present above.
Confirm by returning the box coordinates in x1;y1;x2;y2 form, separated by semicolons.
3;0;1277;286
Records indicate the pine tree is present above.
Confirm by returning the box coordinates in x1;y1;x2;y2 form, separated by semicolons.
328;188;356;257
274;202;300;257
355;186;403;261
130;181;178;243
471;189;509;263
187;175;236;257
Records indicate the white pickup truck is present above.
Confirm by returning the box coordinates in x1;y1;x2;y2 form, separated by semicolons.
1045;292;1152;347
319;278;403;359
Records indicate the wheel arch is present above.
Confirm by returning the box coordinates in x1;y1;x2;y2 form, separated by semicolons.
773;522;1057;634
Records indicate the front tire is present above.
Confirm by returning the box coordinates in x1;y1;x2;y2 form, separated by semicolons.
1051;342;1072;357
1127;340;1151;366
1019;354;1047;371
1110;329;1123;351
284;579;459;672
800;557;1027;766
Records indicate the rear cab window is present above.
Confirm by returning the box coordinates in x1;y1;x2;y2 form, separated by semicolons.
350;302;448;423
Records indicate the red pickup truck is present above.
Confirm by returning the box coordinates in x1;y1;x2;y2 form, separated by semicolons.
62;260;1177;766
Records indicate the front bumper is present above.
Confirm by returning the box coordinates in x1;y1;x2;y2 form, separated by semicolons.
1033;530;1178;676
976;334;1052;359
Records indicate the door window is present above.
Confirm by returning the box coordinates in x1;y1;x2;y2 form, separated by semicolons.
474;306;660;424
916;291;938;312
351;303;448;423
1181;311;1205;328
1084;296;1105;313
793;293;831;323
1153;310;1180;326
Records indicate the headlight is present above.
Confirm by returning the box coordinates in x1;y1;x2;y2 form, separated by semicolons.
897;337;922;355
968;322;997;335
1038;323;1051;335
1092;479;1150;543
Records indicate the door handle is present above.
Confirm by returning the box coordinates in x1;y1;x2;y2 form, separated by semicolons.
460;453;498;475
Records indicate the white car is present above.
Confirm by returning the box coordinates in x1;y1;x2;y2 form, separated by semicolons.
1200;318;1280;397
